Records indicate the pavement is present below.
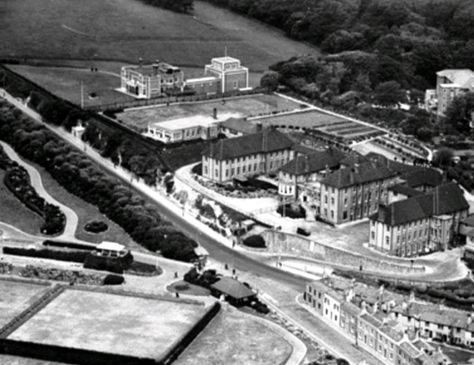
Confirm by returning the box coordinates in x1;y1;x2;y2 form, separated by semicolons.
0;89;467;365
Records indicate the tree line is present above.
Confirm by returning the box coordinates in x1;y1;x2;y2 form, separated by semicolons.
0;101;197;262
139;0;193;13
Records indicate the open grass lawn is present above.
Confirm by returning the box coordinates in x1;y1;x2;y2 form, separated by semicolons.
6;65;134;108
8;289;209;360
175;308;292;365
0;279;50;329
118;94;303;130
0;0;319;72
0;169;44;236
28;161;143;251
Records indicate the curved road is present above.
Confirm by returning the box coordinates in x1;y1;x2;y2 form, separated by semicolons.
0;141;79;240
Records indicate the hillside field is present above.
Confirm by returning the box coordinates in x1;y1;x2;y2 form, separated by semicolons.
0;0;319;72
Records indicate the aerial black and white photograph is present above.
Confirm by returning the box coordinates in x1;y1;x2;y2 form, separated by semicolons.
0;0;473;364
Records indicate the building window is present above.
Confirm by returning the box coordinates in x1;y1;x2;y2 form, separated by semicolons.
371;231;375;240
331;210;334;219
331;197;335;205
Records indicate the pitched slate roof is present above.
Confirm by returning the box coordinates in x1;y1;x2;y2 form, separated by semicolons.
388;184;423;198
321;161;397;188
372;183;469;226
279;148;346;175
211;277;255;299
220;118;258;135
202;129;293;161
401;169;444;189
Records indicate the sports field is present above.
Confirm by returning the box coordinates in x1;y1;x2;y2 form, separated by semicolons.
0;0;319;72
117;94;304;129
8;289;209;360
0;279;50;329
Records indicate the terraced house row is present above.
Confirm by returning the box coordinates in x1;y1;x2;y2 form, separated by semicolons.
303;277;464;365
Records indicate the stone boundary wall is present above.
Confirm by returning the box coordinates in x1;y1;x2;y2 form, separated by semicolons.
262;230;425;274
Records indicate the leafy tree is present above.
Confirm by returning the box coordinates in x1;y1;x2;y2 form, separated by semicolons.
260;71;279;92
433;148;454;168
445;92;474;134
373;81;405;107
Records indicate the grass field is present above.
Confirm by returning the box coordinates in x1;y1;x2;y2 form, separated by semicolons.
6;65;134;108
0;279;50;329
0;0;319;72
29;160;143;251
0;169;44;236
117;94;304;129
8;289;209;360
175;308;292;365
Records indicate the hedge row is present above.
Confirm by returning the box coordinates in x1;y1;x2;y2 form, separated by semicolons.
0;100;197;262
4;165;65;235
3;247;88;263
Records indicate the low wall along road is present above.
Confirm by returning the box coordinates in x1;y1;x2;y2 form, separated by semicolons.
263;229;425;275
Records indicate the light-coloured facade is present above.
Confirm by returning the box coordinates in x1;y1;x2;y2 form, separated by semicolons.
204;57;249;94
144;114;230;143
304;280;450;365
424;69;474;116
120;62;184;99
370;184;469;257
202;130;294;183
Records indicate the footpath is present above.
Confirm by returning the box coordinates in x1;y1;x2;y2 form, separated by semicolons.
0;89;459;365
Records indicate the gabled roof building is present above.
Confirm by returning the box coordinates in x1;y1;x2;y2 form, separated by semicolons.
369;183;469;256
202;129;294;183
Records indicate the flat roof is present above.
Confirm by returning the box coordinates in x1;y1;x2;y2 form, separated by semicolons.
185;76;218;83
212;56;240;63
150;113;241;130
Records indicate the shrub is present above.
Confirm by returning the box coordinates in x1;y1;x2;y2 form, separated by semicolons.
127;260;162;276
277;204;306;219
243;235;266;248
103;274;125;285
84;220;108;233
3;247;88;263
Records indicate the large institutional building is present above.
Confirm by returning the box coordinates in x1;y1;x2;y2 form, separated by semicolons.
121;56;250;99
278;153;399;225
425;69;474;116
185;56;250;95
369;182;469;257
201;129;294;183
120;62;184;98
304;276;465;365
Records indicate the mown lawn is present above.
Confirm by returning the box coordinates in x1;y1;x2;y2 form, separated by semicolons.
0;0;319;71
28;160;144;251
0;169;43;235
176;308;292;365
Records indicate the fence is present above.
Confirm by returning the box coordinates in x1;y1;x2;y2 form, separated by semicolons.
262;229;426;275
84;88;262;112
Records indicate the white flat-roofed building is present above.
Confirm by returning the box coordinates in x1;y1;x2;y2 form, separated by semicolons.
184;76;221;95
144;112;239;144
204;56;250;94
95;241;128;258
120;62;184;99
